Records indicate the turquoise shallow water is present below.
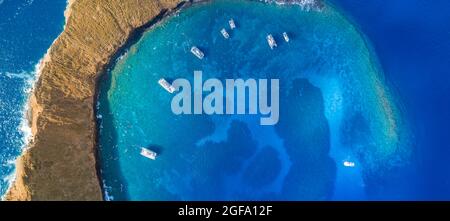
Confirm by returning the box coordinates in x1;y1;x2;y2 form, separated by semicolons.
97;0;410;200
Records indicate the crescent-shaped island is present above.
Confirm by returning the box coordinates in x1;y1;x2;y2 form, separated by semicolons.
4;0;411;201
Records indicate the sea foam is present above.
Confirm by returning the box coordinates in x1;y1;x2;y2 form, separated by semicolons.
0;60;42;200
1;0;75;200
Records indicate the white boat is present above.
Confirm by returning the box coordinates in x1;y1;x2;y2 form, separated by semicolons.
267;34;277;49
221;28;230;39
283;32;290;42
190;46;204;59
343;161;355;167
158;78;176;93
229;19;236;29
140;147;157;160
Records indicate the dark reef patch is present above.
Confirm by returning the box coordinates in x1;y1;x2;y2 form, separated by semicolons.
275;78;336;200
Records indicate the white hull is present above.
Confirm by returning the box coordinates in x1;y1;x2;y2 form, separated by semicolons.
158;78;176;93
221;28;230;39
229;19;236;29
343;161;355;167
267;34;277;49
283;32;290;42
141;147;157;160
191;46;204;59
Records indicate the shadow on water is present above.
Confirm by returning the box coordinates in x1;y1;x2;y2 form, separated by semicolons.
144;144;163;155
94;1;189;200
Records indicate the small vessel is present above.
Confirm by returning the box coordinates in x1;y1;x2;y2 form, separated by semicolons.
158;78;176;93
229;19;236;29
190;46;204;59
221;28;230;39
343;161;355;167
267;34;277;49
283;32;290;42
140;147;157;160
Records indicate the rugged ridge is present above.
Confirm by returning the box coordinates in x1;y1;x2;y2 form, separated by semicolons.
6;0;182;201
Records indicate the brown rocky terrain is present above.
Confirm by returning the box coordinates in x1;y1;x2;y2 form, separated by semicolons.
5;0;183;201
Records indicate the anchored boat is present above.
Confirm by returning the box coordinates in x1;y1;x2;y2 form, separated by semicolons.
190;46;204;59
221;28;230;39
158;78;176;93
283;32;290;42
343;161;355;167
267;34;277;49
140;147;158;160
229;19;236;29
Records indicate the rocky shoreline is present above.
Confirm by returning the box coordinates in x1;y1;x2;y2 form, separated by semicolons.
4;0;325;201
6;0;184;201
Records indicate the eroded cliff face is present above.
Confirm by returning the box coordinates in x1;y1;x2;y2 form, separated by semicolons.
6;0;182;201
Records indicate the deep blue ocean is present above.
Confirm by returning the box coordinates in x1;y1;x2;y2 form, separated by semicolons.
0;0;449;200
328;0;450;200
0;0;65;197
